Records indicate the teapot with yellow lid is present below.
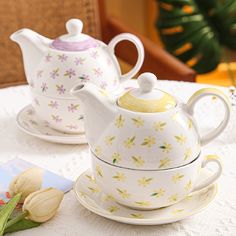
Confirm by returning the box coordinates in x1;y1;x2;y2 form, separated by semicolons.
71;72;230;169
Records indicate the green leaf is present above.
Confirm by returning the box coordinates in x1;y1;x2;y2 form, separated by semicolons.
4;219;41;234
0;193;21;236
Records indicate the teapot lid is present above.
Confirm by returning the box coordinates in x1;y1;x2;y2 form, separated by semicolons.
51;19;99;51
118;73;176;112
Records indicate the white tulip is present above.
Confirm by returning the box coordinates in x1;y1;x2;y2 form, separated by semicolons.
9;168;43;203
23;187;64;222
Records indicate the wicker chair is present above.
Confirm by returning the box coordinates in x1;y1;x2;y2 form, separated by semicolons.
0;0;196;88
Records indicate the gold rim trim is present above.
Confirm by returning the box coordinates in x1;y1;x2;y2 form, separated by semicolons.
118;91;176;113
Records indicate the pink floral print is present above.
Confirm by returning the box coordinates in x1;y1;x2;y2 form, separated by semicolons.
56;84;66;95
29;119;38;125
78;74;90;82
51;115;62;123
74;57;85;65
93;68;103;77
37;70;43;78
91;51;99;59
68;104;80;113
64;68;76;78
50;68;59;79
45;53;52;62
58;54;68;62
100;81;108;89
48;101;59;109
27;109;35;116
66;124;79;130
41;83;48;92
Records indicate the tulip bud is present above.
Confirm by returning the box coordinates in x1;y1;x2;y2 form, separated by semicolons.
23;187;64;222
9;168;43;203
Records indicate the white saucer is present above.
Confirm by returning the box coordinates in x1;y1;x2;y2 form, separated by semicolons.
74;169;217;225
17;105;87;144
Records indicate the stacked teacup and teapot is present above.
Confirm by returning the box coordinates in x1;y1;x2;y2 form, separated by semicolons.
11;19;144;134
71;73;230;210
12;19;230;211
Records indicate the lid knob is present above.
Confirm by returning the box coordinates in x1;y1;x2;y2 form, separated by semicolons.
138;72;157;93
66;19;83;36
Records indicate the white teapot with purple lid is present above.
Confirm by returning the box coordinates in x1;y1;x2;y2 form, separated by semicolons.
11;19;144;133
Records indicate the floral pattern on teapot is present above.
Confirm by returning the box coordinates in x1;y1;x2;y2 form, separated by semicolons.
31;46;120;98
92;108;201;170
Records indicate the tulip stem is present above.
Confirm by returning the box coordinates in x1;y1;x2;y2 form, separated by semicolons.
5;211;28;229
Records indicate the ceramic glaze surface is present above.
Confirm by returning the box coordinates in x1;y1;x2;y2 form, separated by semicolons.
31;92;84;133
29;43;122;98
74;169;217;225
71;72;230;169
17;105;87;144
91;152;222;210
92;105;201;169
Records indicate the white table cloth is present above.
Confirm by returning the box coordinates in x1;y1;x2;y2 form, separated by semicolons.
0;80;236;236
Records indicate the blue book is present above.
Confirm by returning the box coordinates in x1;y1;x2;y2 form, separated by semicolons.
0;158;73;201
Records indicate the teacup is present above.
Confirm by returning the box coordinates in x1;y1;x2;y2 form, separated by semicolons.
91;152;222;210
31;92;84;134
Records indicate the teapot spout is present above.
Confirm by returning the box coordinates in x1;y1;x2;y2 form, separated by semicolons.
10;29;51;83
71;83;117;146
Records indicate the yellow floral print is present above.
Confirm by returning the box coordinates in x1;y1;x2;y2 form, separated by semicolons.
184;148;192;161
85;175;96;183
175;134;186;144
124;136;136;148
130;213;144;219
131;156;145;167
185;180;192;191
154;121;166;131
104;194;116;201
88;186;100;193
151;188;165;198
107;205;120;213
112;172;126;182
116;188;131;199
159;142;172;153
115;115;125;128
95;146;102;156
141;136;156;147
96;165;103;178
138;177;153;187
112;152;122;164
188;118;193;129
172;209;184;215
169;194;178;202
79;191;87;197
132;117;144;127
105;136;115;145
159;157;171;168
172;173;185;183
135;201;151;207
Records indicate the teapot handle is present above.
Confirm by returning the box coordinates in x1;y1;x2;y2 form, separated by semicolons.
108;33;144;83
186;88;231;145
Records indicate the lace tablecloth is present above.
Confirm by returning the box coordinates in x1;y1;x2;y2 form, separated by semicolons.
0;80;236;236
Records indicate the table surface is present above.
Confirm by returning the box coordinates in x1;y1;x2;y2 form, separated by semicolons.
0;80;236;236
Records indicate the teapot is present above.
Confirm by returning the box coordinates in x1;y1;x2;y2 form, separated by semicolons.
71;72;231;169
11;19;144;133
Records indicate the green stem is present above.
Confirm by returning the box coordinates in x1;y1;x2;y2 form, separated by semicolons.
5;211;28;229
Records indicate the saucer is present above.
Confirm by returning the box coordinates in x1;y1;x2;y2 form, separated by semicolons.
17;105;87;144
74;169;217;225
